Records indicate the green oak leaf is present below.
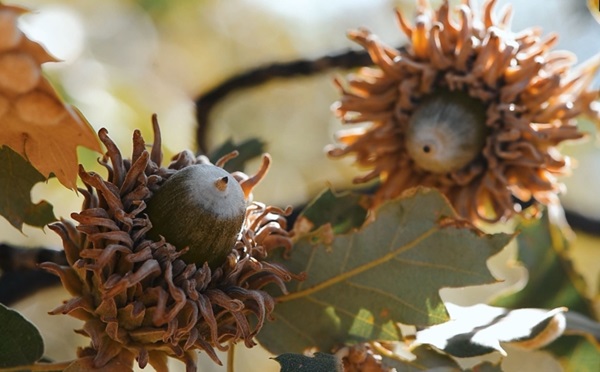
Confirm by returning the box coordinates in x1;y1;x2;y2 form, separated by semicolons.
491;211;600;368
0;146;57;231
294;188;368;235
0;303;44;368
259;188;511;355
545;334;600;372
272;352;342;372
208;137;265;173
492;212;593;316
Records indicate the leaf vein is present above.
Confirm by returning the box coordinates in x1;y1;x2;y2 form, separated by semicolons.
340;233;354;273
298;244;319;291
277;226;439;302
393;257;487;278
345;280;430;317
303;295;397;338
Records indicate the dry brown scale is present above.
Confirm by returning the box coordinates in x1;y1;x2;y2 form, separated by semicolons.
0;4;101;189
329;0;600;222
336;343;392;372
41;115;301;371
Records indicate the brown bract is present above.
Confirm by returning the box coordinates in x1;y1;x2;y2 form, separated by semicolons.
0;5;101;189
337;343;390;372
41;116;300;371
329;0;600;222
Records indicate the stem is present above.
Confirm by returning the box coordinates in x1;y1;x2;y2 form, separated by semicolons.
227;342;235;372
565;311;600;341
0;361;73;371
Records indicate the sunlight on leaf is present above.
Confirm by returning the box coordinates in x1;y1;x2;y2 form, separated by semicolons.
0;146;56;230
489;211;600;368
0;303;44;368
415;304;567;357
0;4;101;190
258;188;510;355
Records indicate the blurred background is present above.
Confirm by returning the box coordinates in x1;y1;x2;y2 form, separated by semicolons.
1;0;599;370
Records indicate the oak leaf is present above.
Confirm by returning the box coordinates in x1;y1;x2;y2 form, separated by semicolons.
259;188;510;354
0;146;56;230
0;303;44;368
415;304;567;357
0;4;101;190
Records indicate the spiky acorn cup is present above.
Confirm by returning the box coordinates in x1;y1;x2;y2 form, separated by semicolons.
329;0;600;222
41;116;300;371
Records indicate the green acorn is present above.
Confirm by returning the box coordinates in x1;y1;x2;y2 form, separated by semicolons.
145;163;247;269
405;90;488;174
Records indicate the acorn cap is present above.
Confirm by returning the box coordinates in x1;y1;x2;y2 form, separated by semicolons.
40;117;299;370
329;0;599;222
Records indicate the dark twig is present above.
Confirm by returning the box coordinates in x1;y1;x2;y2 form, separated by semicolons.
564;210;600;236
0;270;61;305
194;47;375;153
0;244;67;272
0;244;66;305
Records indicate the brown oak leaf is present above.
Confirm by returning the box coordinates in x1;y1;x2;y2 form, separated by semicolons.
0;4;101;190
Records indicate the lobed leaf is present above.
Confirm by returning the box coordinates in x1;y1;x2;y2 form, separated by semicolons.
0;146;56;230
415;304;567;357
259;188;510;355
492;212;594;316
0;4;101;190
492;211;600;368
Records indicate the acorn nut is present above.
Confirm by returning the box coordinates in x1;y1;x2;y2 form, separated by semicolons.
405;90;488;174
145;164;247;269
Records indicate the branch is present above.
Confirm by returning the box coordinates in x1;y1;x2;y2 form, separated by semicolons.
0;244;66;305
194;47;378;153
0;244;66;272
564;210;600;236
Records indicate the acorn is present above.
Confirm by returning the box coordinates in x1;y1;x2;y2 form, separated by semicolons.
405;90;488;174
145;163;247;269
